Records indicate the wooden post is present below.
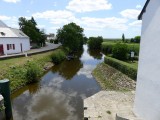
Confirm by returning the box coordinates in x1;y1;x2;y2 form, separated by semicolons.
0;79;12;119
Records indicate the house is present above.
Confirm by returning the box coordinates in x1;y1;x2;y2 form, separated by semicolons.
0;20;30;55
46;33;56;42
134;0;160;120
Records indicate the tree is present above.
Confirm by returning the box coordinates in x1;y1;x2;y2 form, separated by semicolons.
18;17;46;46
56;22;84;52
134;36;141;43
112;43;128;60
88;36;103;49
122;33;125;42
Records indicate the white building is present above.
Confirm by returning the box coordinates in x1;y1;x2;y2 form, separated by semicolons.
134;0;160;120
0;20;30;55
46;33;56;41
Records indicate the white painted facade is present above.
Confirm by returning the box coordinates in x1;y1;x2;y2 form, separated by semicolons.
134;0;160;120
0;38;30;55
0;21;30;55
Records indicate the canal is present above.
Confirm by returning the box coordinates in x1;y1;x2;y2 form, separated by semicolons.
11;45;103;120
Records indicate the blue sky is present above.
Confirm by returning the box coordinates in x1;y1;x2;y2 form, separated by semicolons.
0;0;146;38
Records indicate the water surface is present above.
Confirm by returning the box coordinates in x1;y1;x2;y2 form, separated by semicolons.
11;45;103;120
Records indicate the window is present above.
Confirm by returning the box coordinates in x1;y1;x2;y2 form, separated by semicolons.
0;32;5;36
7;44;15;50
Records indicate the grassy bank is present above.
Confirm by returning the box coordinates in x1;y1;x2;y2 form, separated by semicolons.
92;63;136;91
0;49;61;92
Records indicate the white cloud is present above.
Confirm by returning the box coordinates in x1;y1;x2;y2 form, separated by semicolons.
37;24;45;29
120;9;141;19
3;0;20;3
136;5;142;9
0;15;11;20
66;0;112;12
129;21;142;27
32;10;77;25
81;17;128;31
32;10;74;20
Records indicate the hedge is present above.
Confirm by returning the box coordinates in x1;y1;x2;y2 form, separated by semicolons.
104;56;137;80
101;42;140;55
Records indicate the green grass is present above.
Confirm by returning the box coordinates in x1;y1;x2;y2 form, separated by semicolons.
104;56;138;80
0;49;61;92
93;63;136;91
101;41;140;55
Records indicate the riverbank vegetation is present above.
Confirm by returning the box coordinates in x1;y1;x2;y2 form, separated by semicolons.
104;56;137;80
0;49;62;92
93;63;136;91
56;22;84;52
92;36;139;90
50;49;66;64
88;36;103;50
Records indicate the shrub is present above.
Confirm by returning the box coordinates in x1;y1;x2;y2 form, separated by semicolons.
101;42;114;54
128;44;140;56
50;39;54;43
112;43;128;60
50;50;66;64
88;36;103;49
26;62;42;83
104;56;137;80
54;39;59;44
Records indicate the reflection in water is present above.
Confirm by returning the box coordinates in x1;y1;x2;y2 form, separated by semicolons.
52;59;83;80
88;49;103;60
52;49;84;80
11;45;102;120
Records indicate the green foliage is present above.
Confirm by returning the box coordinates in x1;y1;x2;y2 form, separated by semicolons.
127;44;140;55
54;39;59;44
104;56;137;80
101;42;114;54
88;36;103;49
0;104;5;111
130;36;141;43
26;62;42;83
134;36;141;43
50;39;54;43
50;50;66;64
83;36;88;44
101;41;140;56
56;22;84;52
18;17;46;46
122;33;125;42
112;43;128;60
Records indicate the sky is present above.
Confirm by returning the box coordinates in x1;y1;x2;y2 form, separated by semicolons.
0;0;146;38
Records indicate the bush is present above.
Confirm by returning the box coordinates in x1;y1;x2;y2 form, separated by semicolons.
88;36;103;49
50;39;54;43
128;44;140;56
104;56;137;80
26;62;42;83
54;39;59;44
101;42;114;54
50;50;66;64
112;43;128;60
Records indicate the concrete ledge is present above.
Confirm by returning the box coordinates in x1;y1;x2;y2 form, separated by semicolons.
84;91;142;120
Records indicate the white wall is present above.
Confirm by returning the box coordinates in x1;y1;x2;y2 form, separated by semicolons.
134;0;160;120
0;37;30;54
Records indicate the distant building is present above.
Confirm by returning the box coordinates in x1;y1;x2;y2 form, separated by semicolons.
46;33;56;41
134;0;160;120
0;20;30;55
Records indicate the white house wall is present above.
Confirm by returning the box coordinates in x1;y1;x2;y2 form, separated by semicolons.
0;38;30;54
134;0;160;120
